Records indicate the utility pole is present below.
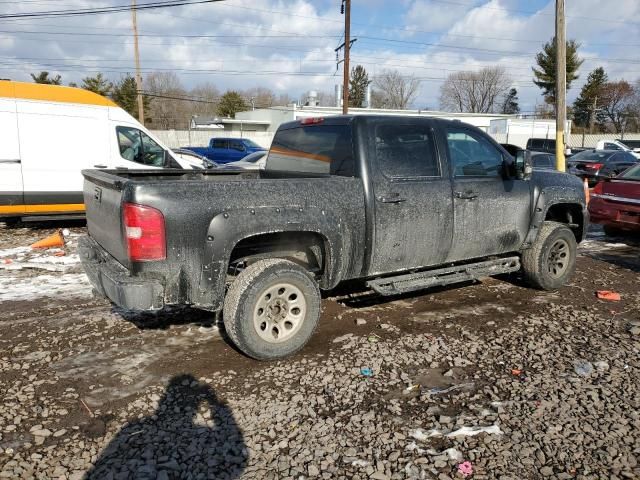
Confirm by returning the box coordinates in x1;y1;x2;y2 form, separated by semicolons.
555;0;566;172
342;0;351;115
131;0;145;125
589;95;598;134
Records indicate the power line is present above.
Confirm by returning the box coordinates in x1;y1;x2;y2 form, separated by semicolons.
0;0;226;19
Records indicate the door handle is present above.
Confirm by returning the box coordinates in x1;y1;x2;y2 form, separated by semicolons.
377;194;407;204
0;159;21;164
93;164;108;168
454;191;478;200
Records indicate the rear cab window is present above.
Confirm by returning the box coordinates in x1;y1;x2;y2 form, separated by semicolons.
268;123;355;176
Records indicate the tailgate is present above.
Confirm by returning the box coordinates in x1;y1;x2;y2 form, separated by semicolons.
82;170;129;267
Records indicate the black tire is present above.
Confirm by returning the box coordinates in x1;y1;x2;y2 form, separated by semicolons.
223;258;321;360
521;221;577;290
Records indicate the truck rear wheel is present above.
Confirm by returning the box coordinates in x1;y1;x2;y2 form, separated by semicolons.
223;258;321;360
521;221;577;290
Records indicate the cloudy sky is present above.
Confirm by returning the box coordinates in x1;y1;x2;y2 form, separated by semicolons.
1;0;639;112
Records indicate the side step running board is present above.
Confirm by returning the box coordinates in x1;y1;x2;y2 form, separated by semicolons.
366;256;521;296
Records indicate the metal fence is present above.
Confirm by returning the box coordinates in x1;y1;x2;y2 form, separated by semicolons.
150;130;275;149
152;129;640;152
489;132;640;149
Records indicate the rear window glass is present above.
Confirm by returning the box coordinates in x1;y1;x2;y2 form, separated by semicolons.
528;139;544;149
571;150;613;161
268;125;354;176
376;124;440;177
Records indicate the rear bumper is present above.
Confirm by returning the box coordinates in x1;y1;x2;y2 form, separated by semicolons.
588;197;640;231
78;236;165;310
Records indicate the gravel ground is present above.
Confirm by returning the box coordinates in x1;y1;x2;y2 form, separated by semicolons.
0;222;639;479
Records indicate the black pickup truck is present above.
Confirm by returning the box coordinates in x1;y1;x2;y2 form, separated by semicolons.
79;115;588;360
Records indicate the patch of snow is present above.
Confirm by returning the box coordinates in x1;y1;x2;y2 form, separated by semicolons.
411;425;502;441
0;273;92;302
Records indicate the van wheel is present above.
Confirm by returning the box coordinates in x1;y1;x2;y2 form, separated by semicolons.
521;221;577;290
223;258;321;360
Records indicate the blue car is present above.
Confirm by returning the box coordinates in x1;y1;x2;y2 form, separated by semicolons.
182;137;266;164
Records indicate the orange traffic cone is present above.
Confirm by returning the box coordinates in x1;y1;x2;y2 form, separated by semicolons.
583;178;590;205
30;229;66;249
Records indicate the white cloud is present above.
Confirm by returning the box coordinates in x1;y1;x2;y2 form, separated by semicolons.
1;0;639;112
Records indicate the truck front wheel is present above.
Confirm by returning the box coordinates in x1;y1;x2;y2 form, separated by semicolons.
521;221;577;290
223;258;321;360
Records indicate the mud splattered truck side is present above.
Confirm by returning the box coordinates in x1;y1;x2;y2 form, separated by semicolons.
79;115;588;360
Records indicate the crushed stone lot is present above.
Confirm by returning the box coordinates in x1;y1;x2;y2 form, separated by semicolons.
0;223;639;480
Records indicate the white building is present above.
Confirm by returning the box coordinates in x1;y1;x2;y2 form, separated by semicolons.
489;118;572;148
217;105;518;135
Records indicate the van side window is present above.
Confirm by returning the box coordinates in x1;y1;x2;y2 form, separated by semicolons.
117;127;165;167
446;128;503;177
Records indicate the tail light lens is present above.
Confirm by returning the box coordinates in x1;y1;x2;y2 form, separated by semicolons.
123;203;166;261
585;162;604;171
592;181;604;197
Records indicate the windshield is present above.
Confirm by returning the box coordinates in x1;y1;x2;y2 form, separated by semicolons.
570;150;614;162
620;164;640;180
243;139;262;149
242;152;266;163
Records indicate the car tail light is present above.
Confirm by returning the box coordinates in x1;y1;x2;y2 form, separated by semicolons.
300;117;324;125
585;162;604;171
123;203;166;261
592;181;604;197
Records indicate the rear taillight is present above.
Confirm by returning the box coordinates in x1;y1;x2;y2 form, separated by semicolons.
592;181;604;197
123;203;166;261
585;163;604;170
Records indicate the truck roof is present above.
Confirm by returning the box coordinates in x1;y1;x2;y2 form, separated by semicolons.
279;114;482;131
0;80;117;107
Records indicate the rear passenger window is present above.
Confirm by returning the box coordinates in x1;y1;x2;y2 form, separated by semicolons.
212;139;227;148
268;125;354;176
375;124;439;178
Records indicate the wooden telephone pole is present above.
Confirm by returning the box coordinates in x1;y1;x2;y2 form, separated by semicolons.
342;0;351;114
131;0;145;125
555;0;566;172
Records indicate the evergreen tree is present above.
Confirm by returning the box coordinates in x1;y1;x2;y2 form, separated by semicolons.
111;74;150;121
500;88;520;114
349;65;371;108
572;67;608;129
216;91;247;118
81;73;113;97
30;71;62;85
532;37;583;105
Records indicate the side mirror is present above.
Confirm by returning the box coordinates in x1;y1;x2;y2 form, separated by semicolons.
515;149;533;180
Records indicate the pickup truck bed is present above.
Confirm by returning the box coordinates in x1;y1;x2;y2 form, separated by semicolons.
80;115;588;360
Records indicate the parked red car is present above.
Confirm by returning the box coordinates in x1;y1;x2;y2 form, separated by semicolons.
589;164;640;235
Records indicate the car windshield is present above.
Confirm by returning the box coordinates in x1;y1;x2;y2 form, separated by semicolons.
570;150;614;162
243;139;262;149
620;164;640;180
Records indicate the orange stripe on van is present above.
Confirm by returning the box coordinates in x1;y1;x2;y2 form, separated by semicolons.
0;81;116;107
0;204;85;214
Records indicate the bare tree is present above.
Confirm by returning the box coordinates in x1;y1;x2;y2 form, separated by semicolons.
315;90;336;107
371;70;420;109
244;87;276;109
439;66;511;113
600;80;636;133
144;72;188;129
189;82;220;117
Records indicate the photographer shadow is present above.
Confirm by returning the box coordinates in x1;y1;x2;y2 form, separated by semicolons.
84;374;247;480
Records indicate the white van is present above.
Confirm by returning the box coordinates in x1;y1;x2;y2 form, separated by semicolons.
0;81;203;221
